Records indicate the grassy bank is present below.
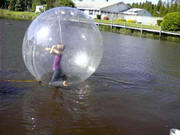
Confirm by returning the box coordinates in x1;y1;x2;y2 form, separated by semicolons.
0;9;38;21
94;19;161;31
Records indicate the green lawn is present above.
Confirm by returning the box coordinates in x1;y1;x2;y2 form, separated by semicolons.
94;19;161;31
0;9;39;20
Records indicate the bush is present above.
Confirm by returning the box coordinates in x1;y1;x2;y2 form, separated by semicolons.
103;16;109;20
116;18;126;22
157;19;162;26
97;15;101;20
161;12;180;31
127;19;136;23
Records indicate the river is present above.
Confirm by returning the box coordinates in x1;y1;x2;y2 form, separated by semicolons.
0;19;180;135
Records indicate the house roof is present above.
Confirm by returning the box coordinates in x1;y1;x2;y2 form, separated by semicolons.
122;8;145;15
75;1;127;10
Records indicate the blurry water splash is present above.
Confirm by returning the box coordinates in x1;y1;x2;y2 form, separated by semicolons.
170;129;180;135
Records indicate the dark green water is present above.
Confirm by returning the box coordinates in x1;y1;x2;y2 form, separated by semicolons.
0;19;180;135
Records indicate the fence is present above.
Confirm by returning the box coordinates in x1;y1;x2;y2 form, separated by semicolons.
96;22;180;38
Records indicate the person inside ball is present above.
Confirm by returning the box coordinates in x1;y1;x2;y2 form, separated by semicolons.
45;44;68;87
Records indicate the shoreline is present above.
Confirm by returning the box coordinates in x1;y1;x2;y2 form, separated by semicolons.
0;9;179;42
98;24;180;42
0;9;38;21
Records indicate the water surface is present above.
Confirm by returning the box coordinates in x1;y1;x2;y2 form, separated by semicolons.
0;19;180;135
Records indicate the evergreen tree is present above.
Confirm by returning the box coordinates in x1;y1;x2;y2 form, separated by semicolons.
26;0;33;10
0;0;4;8
173;2;178;11
147;2;153;15
159;4;165;16
139;2;143;8
153;5;158;16
132;2;138;8
15;0;22;11
15;0;25;11
53;0;75;8
46;0;55;10
130;0;180;17
157;0;162;11
131;3;135;8
0;0;10;8
9;0;16;10
143;2;146;9
178;3;180;11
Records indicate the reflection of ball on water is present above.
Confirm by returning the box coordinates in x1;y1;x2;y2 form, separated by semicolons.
22;7;103;85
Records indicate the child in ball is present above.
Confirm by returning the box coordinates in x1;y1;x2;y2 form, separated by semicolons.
45;44;68;87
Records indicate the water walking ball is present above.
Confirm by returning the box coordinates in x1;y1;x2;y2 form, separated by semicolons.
22;7;103;86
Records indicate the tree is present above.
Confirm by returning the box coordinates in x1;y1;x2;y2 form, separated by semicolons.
15;0;25;11
161;12;180;31
146;2;153;15
53;0;75;7
26;0;33;11
45;0;75;9
153;5;159;16
46;0;55;10
0;0;4;8
159;4;166;16
132;3;139;8
15;0;22;11
32;0;40;11
0;0;10;8
130;0;180;17
9;0;16;10
157;0;163;11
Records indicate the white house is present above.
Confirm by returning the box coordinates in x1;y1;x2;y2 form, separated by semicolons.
119;8;158;25
122;8;152;16
75;1;130;19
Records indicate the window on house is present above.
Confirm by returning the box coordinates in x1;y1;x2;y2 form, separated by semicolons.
89;10;93;15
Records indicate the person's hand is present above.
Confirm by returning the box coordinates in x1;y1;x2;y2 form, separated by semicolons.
45;48;51;51
63;81;68;87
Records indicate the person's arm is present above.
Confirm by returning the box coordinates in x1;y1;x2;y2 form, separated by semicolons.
45;45;55;52
45;48;51;51
51;48;61;55
45;46;62;55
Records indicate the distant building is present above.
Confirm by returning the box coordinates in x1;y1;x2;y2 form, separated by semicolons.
122;8;152;16
75;1;130;19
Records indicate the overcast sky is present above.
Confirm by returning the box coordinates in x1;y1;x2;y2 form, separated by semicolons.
74;0;166;4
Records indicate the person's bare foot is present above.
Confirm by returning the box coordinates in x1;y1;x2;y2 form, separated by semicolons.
63;81;68;87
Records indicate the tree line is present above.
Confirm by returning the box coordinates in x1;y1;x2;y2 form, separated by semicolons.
0;0;75;11
130;0;180;17
1;0;179;17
